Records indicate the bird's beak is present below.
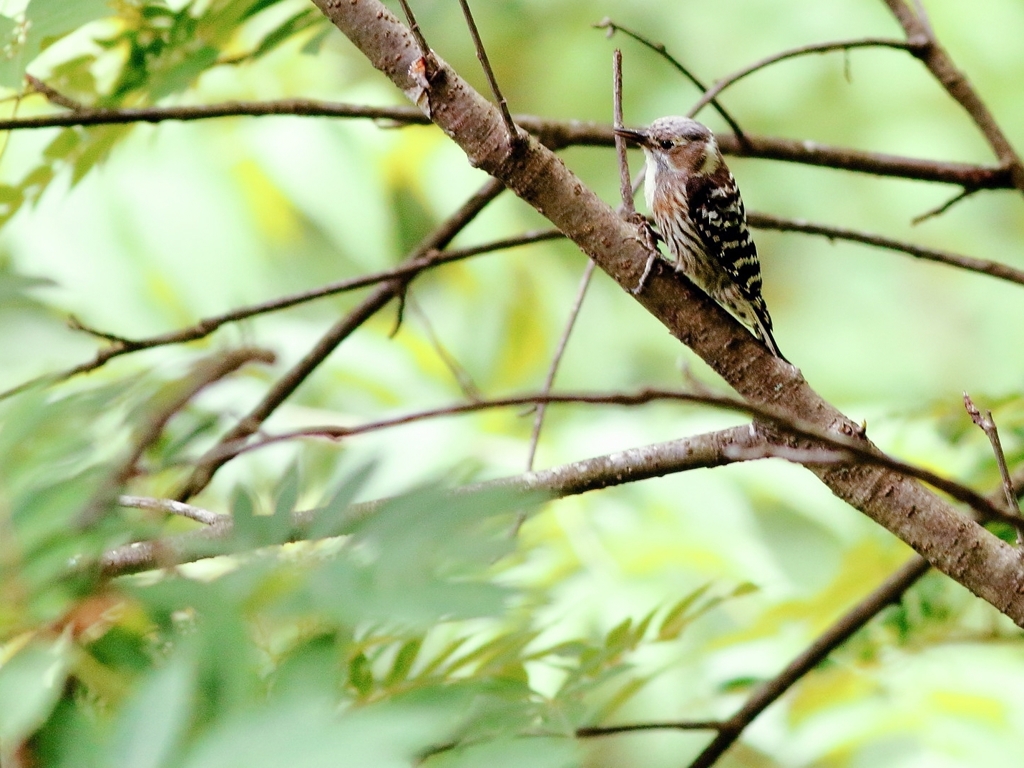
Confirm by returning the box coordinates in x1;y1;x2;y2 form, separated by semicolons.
613;126;649;147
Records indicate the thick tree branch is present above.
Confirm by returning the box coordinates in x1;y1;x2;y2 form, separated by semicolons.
308;0;1024;625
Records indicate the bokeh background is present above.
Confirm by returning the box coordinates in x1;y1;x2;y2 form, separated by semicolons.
3;1;1024;765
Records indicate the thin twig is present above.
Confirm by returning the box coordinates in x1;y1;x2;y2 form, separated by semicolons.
25;74;85;111
406;296;481;401
117;495;228;526
0;228;562;403
397;0;431;57
612;50;634;217
174;178;507;501
456;0;519;141
747;211;1024;289
67;315;134;344
911;186;980;224
594;18;746;142
612;50;659;293
964;393;1021;543
525;261;595;472
577;721;723;737
686;556;931;768
687;37;921;119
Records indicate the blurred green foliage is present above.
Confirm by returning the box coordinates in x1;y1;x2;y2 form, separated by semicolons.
1;0;1024;766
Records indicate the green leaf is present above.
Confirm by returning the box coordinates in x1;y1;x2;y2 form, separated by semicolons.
583;675;651;727
107;651;196;768
0;0;111;87
631;607;658;645
308;461;375;539
657;582;713;641
0;184;24;223
250;10;323;60
70;125;131;185
416;637;469;678
272;461;301;520
384;638;422;688
43;129;81;161
604;618;633;653
180;694;468;768
149;45;219;100
348;652;374;697
0;639;72;746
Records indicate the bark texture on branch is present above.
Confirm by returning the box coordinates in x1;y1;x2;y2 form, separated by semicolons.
310;0;1024;625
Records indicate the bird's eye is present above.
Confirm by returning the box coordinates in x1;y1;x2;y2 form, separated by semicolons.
658;139;674;150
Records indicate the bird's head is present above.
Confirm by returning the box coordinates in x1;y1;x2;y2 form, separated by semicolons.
614;116;721;177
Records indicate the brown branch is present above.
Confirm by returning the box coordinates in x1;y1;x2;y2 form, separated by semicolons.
0;228;561;403
577;721;723;738
883;0;1024;192
25;74;85;111
746;211;1024;289
0;99;1006;187
594;18;747;143
0;99;432;131
396;0;431;58
99;425;758;577
911;186;979;224
687;37;923;118
612;50;634;218
686;555;931;768
309;0;1024;626
117;495;228;526
964;393;1021;543
173;178;507;501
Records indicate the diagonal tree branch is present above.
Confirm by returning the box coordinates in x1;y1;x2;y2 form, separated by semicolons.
686;555;931;767
308;0;1024;625
174;177;507;500
883;0;1024;192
